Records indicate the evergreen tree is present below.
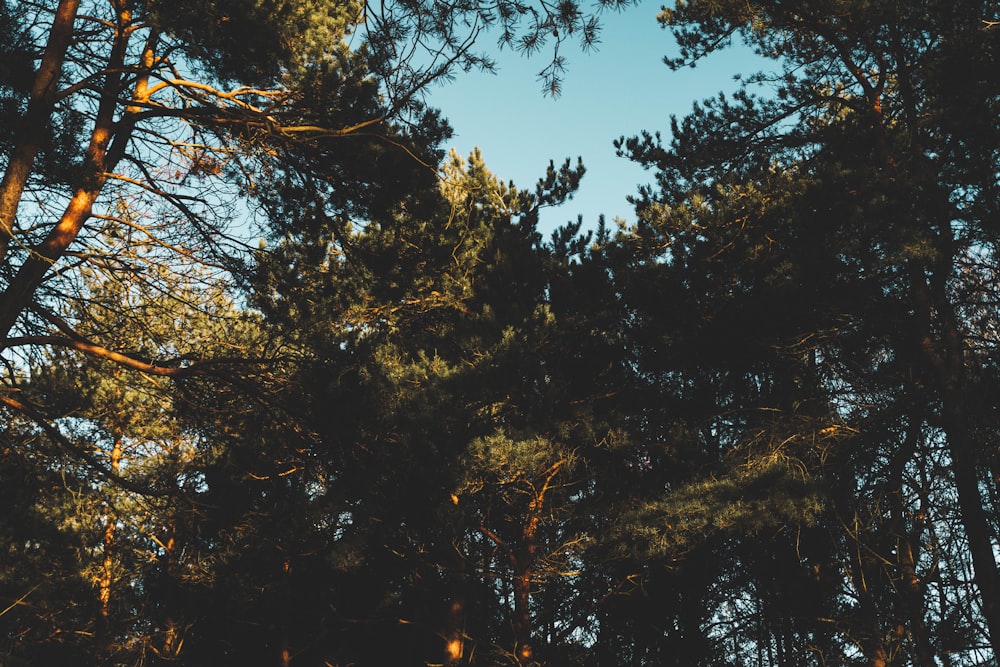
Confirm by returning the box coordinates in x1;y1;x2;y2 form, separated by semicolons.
0;260;268;665
246;148;644;665
614;0;1000;663
0;0;634;485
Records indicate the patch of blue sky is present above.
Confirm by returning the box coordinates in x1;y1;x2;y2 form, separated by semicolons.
425;1;772;235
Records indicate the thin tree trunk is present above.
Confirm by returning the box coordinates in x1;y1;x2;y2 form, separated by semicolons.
896;486;937;667
512;516;538;665
897;527;936;667
444;548;468;666
445;596;466;665
887;426;936;667
841;506;892;667
511;462;562;664
159;523;182;660
279;552;292;667
100;436;123;614
97;435;123;664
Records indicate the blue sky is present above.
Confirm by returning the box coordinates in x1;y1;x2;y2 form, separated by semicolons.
425;2;765;234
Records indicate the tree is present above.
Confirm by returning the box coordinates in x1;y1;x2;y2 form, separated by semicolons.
246;147;650;665
615;0;1000;662
0;260;269;666
0;3;651;662
0;415;103;665
0;0;638;490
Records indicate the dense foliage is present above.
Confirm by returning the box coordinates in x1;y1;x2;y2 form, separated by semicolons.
1;1;999;666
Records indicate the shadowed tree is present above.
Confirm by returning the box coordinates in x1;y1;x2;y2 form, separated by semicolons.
613;0;1000;662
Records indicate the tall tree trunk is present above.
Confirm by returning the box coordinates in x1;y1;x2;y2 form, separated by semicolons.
0;3;140;339
99;436;123;617
510;462;562;665
444;547;468;666
445;595;467;664
279;551;292;667
512;516;538;665
846;517;890;667
910;263;1000;653
97;435;123;664
152;520;184;661
896;524;936;667
0;0;81;263
887;424;937;667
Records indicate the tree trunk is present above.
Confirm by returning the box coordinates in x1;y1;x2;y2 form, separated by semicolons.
0;0;81;263
512;516;537;665
444;549;468;666
445;596;466;665
0;4;137;339
97;435;123;664
850;529;890;667
99;436;123;617
910;264;1000;653
887;430;937;667
156;522;184;661
279;553;292;667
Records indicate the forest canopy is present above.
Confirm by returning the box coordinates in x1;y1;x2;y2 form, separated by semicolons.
1;1;999;666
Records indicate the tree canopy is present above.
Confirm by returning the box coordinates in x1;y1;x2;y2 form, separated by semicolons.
2;1;1000;666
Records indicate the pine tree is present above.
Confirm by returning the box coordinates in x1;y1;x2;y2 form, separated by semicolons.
247;148;649;665
0;0;634;489
614;0;1000;662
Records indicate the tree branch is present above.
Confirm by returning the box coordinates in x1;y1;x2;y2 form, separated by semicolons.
0;393;176;497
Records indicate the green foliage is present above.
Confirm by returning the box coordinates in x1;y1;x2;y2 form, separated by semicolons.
624;460;824;560
609;0;1000;663
0;428;101;665
145;0;363;84
246;147;642;664
4;1;1000;665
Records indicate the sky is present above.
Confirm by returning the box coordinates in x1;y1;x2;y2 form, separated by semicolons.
424;2;766;234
